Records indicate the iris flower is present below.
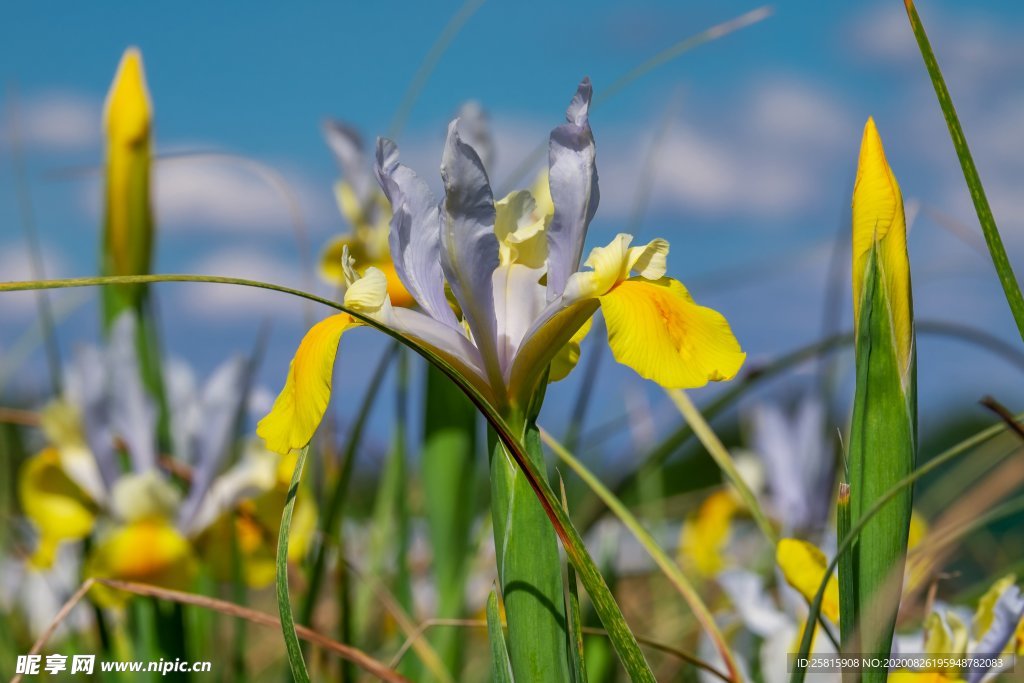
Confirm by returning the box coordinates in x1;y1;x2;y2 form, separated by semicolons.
17;314;311;600
258;78;745;454
890;575;1024;682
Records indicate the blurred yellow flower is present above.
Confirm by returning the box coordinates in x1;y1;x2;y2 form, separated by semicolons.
679;490;739;577
18;448;97;569
776;538;839;623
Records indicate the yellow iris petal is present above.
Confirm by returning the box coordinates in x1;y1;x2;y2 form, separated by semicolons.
549;317;592;383
86;519;197;606
776;538;840;622
599;277;745;389
852;117;912;380
257;314;358;455
679;490;738;577
18;448;97;569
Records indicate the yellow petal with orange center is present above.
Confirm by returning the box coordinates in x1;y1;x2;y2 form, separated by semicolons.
86;519;196;606
599;277;745;388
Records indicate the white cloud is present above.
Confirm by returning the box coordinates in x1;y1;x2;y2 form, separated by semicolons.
595;78;852;220
0;91;100;151
390;79;852;222
848;4;1024;84
153;156;330;234
178;247;325;319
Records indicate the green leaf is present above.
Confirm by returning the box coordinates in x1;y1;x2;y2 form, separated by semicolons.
278;446;311;683
487;589;516;683
848;248;916;676
836;483;856;660
488;417;570;682
422;364;479;679
904;0;1024;344
560;476;588;683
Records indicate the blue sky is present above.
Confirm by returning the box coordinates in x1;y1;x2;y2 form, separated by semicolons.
3;1;1024;460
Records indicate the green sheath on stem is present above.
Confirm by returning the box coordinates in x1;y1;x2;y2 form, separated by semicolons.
489;409;570;682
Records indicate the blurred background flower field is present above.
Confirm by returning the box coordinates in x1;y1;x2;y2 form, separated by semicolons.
2;1;1024;681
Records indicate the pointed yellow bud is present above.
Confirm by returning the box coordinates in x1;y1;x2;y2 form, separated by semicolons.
102;47;155;324
852;117;913;380
104;47;151;147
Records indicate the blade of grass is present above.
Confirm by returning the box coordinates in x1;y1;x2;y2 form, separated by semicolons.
788;410;1024;683
540;427;741;683
560;476;588;683
0;272;657;681
666;389;777;544
487;590;516;683
904;0;1024;342
278;446;311;683
5;83;62;395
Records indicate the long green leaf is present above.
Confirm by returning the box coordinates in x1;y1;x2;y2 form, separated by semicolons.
422;364;479;679
904;0;1024;342
0;273;656;682
847;248;916;678
487;590;516;683
279;446;311;683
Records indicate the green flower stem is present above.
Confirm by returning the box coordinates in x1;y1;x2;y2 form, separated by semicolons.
488;408;570;682
905;0;1024;343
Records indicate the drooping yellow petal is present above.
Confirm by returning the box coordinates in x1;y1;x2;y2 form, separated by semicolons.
549;317;592;382
86;519;196;607
257;314;357;455
852;117;912;380
776;538;839;623
679;490;738;577
18;448;97;568
600;277;745;389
